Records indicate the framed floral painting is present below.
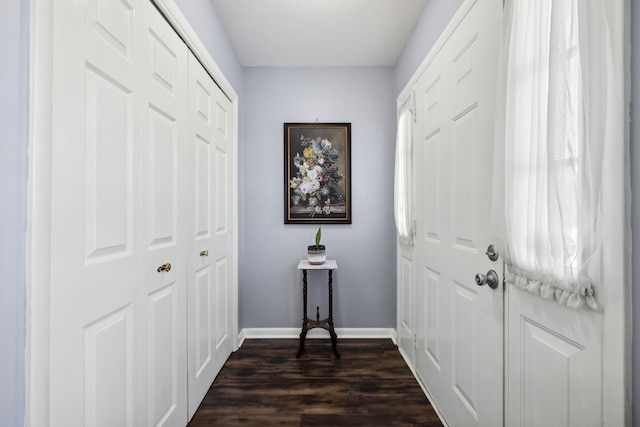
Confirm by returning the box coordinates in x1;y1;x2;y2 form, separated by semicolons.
284;123;352;224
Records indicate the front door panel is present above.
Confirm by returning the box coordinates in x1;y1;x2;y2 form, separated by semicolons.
507;288;603;426
413;1;503;426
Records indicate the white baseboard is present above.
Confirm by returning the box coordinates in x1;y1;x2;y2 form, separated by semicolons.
237;327;397;348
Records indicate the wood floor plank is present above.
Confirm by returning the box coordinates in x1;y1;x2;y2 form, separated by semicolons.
188;339;443;427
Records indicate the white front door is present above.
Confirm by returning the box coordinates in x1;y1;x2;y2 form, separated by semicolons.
507;289;603;426
412;0;503;425
397;243;417;366
186;52;235;419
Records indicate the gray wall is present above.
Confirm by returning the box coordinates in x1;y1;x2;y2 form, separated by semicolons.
632;0;639;424
241;67;397;329
0;0;28;425
180;0;463;334
179;0;463;333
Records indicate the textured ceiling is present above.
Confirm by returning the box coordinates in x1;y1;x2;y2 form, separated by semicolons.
209;0;430;67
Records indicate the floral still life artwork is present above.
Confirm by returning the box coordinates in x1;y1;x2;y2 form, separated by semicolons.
284;123;351;224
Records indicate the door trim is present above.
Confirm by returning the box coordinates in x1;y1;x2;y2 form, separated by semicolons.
26;1;239;425
601;1;631;423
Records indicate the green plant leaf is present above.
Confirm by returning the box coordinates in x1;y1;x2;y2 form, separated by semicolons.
315;227;322;247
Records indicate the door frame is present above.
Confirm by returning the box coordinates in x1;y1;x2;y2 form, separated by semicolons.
395;0;630;424
26;1;239;425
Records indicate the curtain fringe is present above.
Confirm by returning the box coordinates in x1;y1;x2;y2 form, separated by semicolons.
506;265;599;311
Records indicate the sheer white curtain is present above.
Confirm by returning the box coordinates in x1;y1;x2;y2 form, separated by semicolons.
494;0;618;310
394;102;413;244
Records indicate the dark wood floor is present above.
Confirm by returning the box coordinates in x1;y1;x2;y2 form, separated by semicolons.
188;339;443;427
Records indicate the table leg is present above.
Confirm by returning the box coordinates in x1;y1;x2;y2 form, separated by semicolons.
296;270;308;358
328;270;340;358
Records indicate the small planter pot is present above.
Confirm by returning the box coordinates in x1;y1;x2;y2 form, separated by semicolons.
307;245;326;265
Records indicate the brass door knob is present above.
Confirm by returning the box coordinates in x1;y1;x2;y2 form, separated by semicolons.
200;250;209;257
157;263;172;272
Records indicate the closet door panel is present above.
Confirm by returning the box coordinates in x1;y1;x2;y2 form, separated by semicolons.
138;3;189;425
50;1;141;425
211;93;233;358
194;265;213;371
145;106;177;246
195;134;213;238
213;257;229;347
187;54;217;418
187;52;234;419
48;1;234;425
146;284;180;425
84;64;136;261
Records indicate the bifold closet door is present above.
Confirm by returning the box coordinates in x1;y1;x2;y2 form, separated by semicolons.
139;4;190;427
49;0;189;425
186;52;235;419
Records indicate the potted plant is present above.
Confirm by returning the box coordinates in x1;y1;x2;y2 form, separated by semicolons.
307;227;326;265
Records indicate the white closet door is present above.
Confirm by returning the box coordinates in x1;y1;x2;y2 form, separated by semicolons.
138;4;189;426
187;52;234;419
49;1;189;425
50;0;142;425
208;69;234;380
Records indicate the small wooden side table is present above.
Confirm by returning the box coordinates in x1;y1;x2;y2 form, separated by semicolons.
296;260;340;358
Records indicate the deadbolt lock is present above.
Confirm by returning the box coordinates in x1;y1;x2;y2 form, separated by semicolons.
485;244;499;261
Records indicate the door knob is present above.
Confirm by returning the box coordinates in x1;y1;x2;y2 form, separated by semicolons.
200;250;209;257
157;263;172;272
475;270;499;289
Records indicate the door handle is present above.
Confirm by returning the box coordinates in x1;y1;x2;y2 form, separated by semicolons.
157;263;172;272
200;250;209;257
475;270;499;289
